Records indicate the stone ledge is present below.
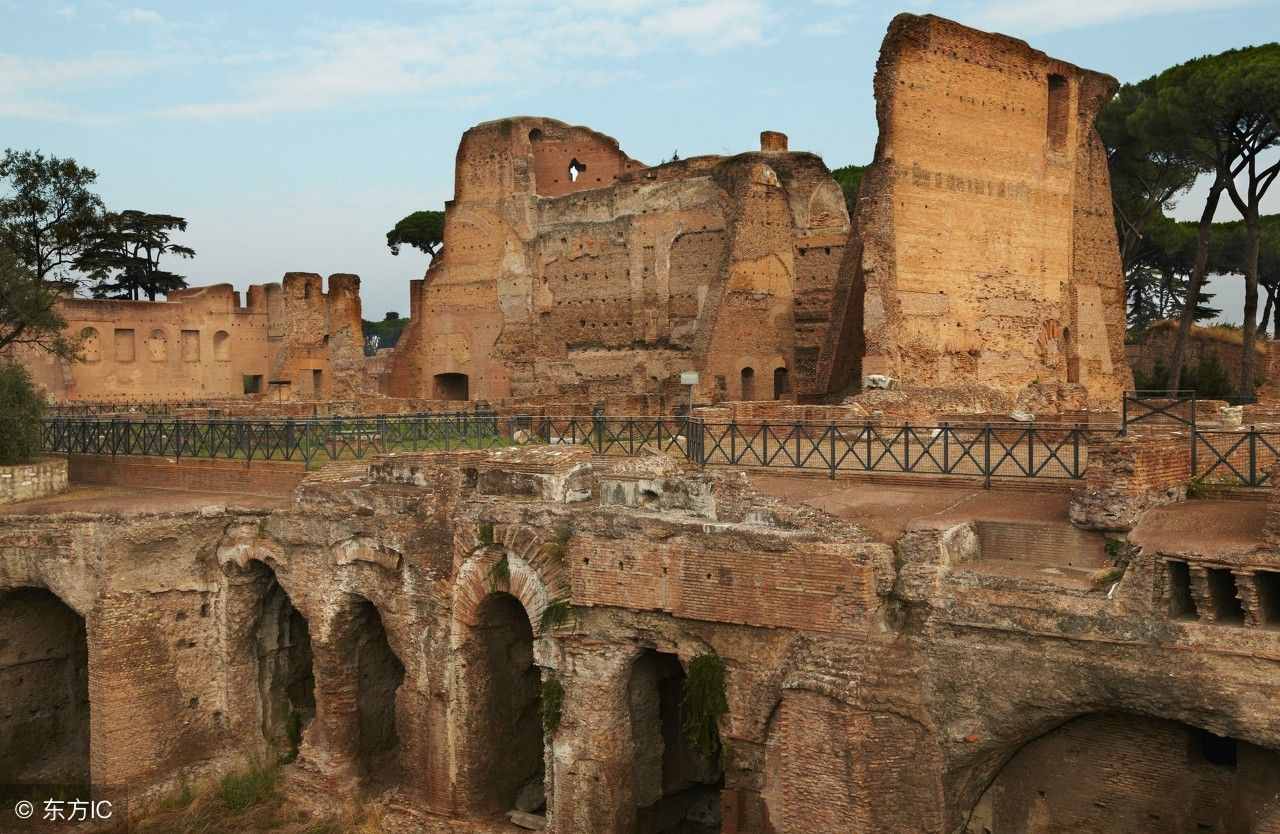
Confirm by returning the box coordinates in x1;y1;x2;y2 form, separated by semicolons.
0;456;69;505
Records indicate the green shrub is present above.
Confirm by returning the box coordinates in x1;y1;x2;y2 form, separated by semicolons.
682;651;729;760
488;554;510;589
477;521;495;546
0;361;45;465
540;598;572;631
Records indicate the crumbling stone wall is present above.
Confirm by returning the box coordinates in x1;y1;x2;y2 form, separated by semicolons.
819;14;1132;405
386;119;851;405
3;443;1278;833
12;272;371;402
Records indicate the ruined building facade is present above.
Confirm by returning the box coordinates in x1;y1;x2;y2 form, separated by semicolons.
19;273;371;401
833;14;1131;403
385;120;852;405
385;14;1132;407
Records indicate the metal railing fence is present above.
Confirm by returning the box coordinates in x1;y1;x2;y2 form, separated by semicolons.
41;413;1092;484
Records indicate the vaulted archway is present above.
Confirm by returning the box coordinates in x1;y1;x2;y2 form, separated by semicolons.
0;588;90;785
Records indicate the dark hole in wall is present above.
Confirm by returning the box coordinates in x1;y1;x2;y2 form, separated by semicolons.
348;598;405;786
243;374;263;395
1167;561;1197;620
1254;571;1280;626
1196;728;1239;768
1047;74;1069;152
740;367;756;401
434;372;469;401
478;592;544;814
1206;568;1245;624
628;651;723;834
773;367;789;400
250;563;315;764
0;588;89;785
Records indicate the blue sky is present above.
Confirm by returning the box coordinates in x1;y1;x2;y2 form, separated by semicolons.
2;0;1277;322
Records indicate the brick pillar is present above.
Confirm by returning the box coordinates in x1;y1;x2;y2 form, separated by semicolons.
1236;570;1263;627
291;641;360;793
1069;433;1189;531
1188;566;1215;624
548;645;634;834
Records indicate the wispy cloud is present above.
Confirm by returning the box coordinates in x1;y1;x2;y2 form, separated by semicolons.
162;0;772;119
976;0;1257;34
118;6;163;25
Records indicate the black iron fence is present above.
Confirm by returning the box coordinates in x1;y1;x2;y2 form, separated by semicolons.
1122;390;1197;433
1193;428;1280;488
41;413;1091;483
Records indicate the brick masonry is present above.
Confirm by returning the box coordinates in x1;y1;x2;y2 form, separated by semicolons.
0;456;68;505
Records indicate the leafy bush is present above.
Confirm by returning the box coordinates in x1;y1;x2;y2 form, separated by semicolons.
1133;352;1250;399
0;361;45;465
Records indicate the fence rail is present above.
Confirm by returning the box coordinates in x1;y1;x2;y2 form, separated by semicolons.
40;413;1093;483
1193;428;1280;487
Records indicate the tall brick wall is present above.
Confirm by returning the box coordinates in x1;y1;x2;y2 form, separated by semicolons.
67;454;306;497
385;118;852;405
11;274;374;402
832;14;1131;405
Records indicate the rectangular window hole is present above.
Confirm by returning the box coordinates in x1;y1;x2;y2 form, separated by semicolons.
1255;571;1280;628
1206;568;1245;625
1167;561;1196;620
243;375;263;395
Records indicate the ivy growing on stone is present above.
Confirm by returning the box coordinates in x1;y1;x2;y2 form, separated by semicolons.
541;676;565;734
682;650;728;760
477;522;495;546
488;554;510;590
540;598;572;631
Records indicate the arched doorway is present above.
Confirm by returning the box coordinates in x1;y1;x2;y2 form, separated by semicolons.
336;596;405;787
627;650;723;833
0;588;90;785
772;367;789;400
473;592;545;816
740;367;756;401
244;562;315;764
966;712;1280;833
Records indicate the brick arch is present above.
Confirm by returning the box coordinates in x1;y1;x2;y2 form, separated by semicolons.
450;521;571;648
0;568;97;620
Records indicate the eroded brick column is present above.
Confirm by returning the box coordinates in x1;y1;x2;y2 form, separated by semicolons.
1187;566;1216;624
291;640;360;793
547;645;635;834
1235;571;1263;628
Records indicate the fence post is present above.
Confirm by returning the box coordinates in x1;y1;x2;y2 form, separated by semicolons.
983;425;992;489
830;425;837;480
111;418;118;457
1250;425;1259;487
941;422;950;474
1073;425;1082;478
903;422;911;473
592;406;605;454
175;419;182;462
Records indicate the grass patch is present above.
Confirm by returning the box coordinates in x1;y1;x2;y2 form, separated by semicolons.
218;763;278;812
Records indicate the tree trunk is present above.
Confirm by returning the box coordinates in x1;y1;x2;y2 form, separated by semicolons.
1239;207;1262;400
1167;181;1225;396
1262;285;1274;341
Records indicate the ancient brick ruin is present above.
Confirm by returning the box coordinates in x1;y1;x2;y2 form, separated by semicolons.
5;11;1274;834
18;272;371;402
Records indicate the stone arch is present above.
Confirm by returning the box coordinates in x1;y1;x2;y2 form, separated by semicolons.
450;530;569;819
80;327;101;362
964;710;1280;833
625;648;724;833
329;593;406;789
0;586;90;786
213;330;231;362
806;180;850;230
225;559;316;765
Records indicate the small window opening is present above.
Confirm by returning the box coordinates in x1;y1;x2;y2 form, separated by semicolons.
1167;561;1196;620
1255;571;1280;627
1196;728;1238;768
304;282;313;300
1047;74;1069;152
529;128;543;142
773;367;790;400
243;375;263;395
568;158;586;183
312;369;323;397
1206;568;1245;624
740;367;756;401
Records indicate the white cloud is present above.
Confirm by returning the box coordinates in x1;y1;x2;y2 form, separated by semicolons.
162;0;771;119
119;7;163;25
976;0;1257;34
